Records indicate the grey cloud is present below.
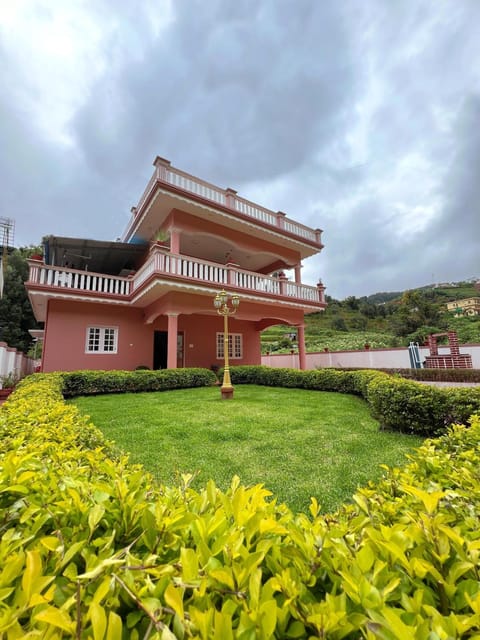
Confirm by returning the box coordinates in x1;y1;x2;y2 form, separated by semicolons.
2;0;479;298
72;0;358;186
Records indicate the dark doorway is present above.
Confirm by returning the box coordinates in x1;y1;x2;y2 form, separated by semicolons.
153;331;168;369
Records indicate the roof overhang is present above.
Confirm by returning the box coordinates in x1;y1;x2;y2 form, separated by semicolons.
43;236;149;275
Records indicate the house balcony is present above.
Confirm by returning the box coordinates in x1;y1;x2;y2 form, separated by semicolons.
27;248;326;321
122;157;323;256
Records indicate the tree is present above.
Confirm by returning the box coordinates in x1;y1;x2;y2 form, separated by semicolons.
331;316;348;332
389;290;443;338
344;296;360;310
0;246;41;352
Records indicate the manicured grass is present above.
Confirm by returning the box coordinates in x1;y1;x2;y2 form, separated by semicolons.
72;385;423;513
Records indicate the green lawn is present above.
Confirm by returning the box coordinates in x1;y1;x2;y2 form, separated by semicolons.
72;385;423;513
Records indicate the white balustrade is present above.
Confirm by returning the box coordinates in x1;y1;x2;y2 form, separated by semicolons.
165;168;226;205
28;253;321;305
132;163;321;246
28;265;131;296
283;220;317;242
233;198;277;226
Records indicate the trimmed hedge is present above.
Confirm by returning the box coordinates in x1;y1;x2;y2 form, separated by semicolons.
223;365;480;436
327;366;480;383
61;367;217;397
3;374;480;636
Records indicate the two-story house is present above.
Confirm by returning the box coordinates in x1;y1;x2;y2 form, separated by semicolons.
26;157;327;372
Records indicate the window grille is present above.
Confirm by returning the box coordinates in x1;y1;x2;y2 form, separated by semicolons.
86;327;118;354
216;333;243;359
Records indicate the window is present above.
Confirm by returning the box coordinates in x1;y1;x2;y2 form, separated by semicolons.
216;333;243;359
86;327;118;354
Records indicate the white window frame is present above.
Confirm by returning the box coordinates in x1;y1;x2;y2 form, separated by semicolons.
216;332;243;360
85;326;118;354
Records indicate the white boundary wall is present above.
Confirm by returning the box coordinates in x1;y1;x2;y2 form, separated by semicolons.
262;344;480;370
0;342;35;378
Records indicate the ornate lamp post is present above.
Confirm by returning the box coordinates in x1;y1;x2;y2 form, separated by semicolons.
214;289;240;399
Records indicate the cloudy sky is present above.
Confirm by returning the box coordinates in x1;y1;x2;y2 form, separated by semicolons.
1;0;479;299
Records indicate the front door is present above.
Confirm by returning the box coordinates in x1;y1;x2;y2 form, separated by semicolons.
153;331;185;369
153;331;167;369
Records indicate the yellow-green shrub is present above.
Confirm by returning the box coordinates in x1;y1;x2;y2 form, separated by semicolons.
2;374;480;637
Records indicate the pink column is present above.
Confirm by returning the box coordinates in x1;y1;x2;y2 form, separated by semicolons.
317;280;326;303
153;156;171;181
226;262;239;286
298;324;306;370
279;272;288;296
169;228;180;255
294;263;302;284
167;314;179;369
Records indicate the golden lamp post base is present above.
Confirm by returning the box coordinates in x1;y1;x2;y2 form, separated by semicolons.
220;385;234;400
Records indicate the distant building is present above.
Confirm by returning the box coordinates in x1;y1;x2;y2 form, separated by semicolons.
446;298;480;317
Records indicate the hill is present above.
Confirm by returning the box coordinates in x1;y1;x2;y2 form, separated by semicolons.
262;279;480;354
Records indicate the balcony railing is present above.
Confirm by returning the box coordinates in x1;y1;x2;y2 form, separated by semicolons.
28;250;324;306
27;262;132;296
130;157;322;245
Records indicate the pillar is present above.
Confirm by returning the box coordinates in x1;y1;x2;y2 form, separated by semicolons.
317;280;326;303
169;228;180;255
294;263;302;284
298;324;307;370
279;271;288;296
277;211;287;230
153;156;171;181
226;188;237;209
167;313;179;369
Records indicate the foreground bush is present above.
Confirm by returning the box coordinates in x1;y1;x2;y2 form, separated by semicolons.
226;366;480;436
1;374;480;637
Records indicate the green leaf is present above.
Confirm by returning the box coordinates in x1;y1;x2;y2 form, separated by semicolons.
164;583;184;619
21;550;41;601
213;610;233;640
259;599;277;637
34;606;74;633
0;552;25;587
356;545;375;573
309;496;320;518
90;601;107;640
286;620;306;638
88;504;106;535
106;611;122;640
210;569;235;590
180;547;198;583
401;485;445;514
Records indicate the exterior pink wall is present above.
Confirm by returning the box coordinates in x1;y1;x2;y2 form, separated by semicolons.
170;315;260;368
42;301;153;372
164;209;300;266
42;300;261;372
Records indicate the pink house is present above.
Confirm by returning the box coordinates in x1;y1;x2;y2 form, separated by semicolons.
26;157;327;372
